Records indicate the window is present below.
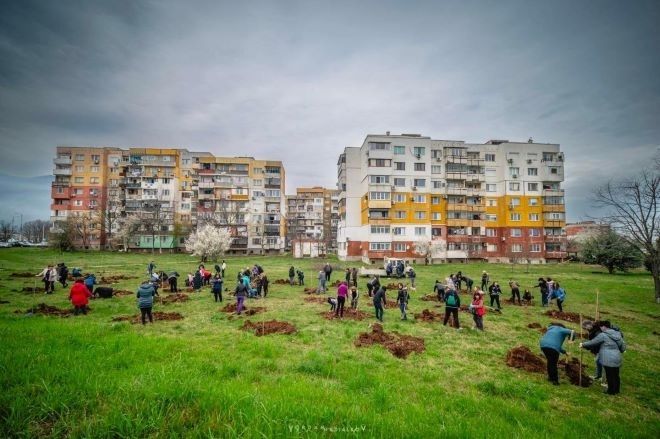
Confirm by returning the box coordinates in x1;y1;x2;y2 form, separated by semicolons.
530;243;541;252
253;179;262;186
510;244;523;253
394;194;406;203
370;226;390;234
528;168;538;176
91;155;100;162
162;189;170;196
510;228;522;237
393;177;406;187
413;146;425;157
394;162;406;171
432;180;444;188
369;192;390;200
369;158;391;167
528;198;538;206
529;228;541;237
75;165;84;172
75;177;84;184
91;166;99;173
414;227;426;236
431;165;442;174
486;244;498;252
431;196;440;205
509;182;520;191
486;184;497;192
431;212;441;220
487;198;497;207
486;228;497;237
529;213;540;221
510;213;521;221
393;227;405;236
74;200;83;206
75;154;85;161
509;167;520;177
369;242;391;251
413;178;426;187
550;167;559;175
527;183;539;191
370;175;390;184
368;142;390;151
414;211;426;220
393;145;405;155
486;214;497;222
485;153;496;162
414;163;426;171
510;198;521;206
412;194;426;203
394;211;406;219
393;242;407;252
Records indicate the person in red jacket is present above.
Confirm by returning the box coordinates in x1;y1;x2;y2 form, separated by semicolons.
69;278;92;315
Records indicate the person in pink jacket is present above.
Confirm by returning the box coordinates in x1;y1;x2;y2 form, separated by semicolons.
69;278;92;315
336;281;349;318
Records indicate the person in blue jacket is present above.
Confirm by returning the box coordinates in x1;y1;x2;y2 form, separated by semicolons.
540;322;575;385
83;273;97;295
137;280;156;324
211;275;223;302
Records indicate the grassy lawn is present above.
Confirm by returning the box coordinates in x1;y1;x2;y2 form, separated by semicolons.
0;249;658;438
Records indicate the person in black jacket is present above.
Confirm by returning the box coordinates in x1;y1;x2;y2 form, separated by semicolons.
534;277;549;307
373;286;387;322
488;281;502;310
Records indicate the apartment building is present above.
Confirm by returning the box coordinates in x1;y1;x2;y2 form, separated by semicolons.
286;187;340;256
336;133;567;263
50;147;286;253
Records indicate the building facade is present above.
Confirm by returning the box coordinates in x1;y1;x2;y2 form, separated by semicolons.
336;133;567;263
51;146;286;253
286;187;339;256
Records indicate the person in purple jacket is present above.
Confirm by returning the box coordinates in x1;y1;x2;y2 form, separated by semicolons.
336;281;349;318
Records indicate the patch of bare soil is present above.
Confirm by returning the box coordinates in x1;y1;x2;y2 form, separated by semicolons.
561;357;593;387
159;293;190;304
420;294;440;302
503;298;523;306
17;303;74;317
111;311;183;324
241;319;297;336
506;345;547;373
303;287;318;294
544;310;593;324
320;309;370;321
99;274;138;284
355;323;425;359
220;302;266;316
505;345;593;387
10;272;34;278
273;278;291;285
305;296;328;304
113;289;134;297
528;322;543;331
385;283;400;290
414;309;443;321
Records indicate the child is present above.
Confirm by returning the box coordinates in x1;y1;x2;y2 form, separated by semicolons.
350;286;359;310
469;288;486;331
522;289;533;305
327;297;337;312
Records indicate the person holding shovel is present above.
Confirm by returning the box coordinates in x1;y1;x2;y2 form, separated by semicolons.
539;322;575;385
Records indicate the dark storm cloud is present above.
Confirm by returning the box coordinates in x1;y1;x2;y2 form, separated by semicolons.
0;0;659;223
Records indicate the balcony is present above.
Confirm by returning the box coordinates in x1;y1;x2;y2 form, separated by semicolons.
542;188;565;196
53;168;72;176
53;157;72;165
198;182;214;189
542;204;565;213
52;187;71;199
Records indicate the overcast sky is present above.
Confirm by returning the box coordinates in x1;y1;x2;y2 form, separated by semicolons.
1;0;658;224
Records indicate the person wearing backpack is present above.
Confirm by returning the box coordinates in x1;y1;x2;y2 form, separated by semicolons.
469;288;486;331
396;283;409;320
443;287;461;329
580;321;625;395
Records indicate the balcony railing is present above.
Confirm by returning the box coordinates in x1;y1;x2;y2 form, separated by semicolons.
53;157;72;165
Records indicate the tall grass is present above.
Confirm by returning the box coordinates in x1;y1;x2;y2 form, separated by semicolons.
0;249;658;438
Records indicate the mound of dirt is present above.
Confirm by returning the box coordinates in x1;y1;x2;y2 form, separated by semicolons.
99;275;138;284
113;289;134;297
220;303;266;316
303;287;318;294
544;310;593;324
528;322;543;330
305;296;328;304
111;311;183;324
273;279;291;285
320;309;370;321
159;293;190;304
241;319;296;336
420;294;440;302
414;309;443;322
506;345;546;373
10;272;35;278
355;323;425;359
18;303;74;317
561;357;593;387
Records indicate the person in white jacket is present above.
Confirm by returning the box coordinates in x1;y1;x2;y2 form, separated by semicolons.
36;264;57;294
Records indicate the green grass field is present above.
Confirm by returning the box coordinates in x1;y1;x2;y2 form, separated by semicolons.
0;249;658;438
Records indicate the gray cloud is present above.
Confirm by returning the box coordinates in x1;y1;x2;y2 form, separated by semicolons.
0;0;658;223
